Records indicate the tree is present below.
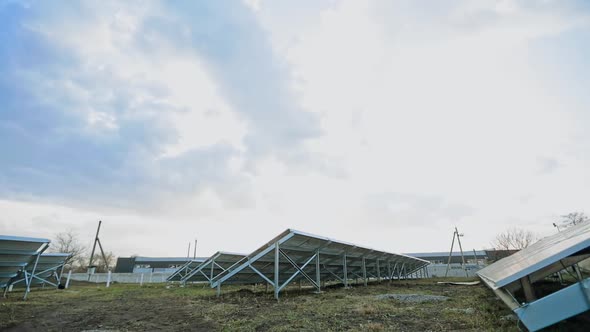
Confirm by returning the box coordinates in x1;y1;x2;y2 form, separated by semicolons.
89;251;116;273
491;227;537;250
50;230;87;270
557;212;589;229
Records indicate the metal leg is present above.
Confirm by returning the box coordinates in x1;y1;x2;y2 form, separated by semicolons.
362;257;367;286
343;254;348;288
210;259;215;281
24;252;42;300
274;242;280;300
315;250;321;293
387;262;392;282
376;260;381;282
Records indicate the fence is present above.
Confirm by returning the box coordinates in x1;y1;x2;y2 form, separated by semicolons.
69;272;173;284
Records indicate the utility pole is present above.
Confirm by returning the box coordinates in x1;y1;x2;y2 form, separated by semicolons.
193;239;197;259
88;220;110;280
445;226;468;277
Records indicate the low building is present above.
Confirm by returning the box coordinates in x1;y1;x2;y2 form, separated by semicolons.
405;250;488;265
405;249;518;265
114;256;207;273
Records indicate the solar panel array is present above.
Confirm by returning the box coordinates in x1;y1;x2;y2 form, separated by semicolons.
169;229;430;299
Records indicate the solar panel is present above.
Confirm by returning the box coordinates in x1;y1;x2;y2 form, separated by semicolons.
210;229;430;299
10;253;71;288
0;235;50;299
477;222;590;331
180;251;246;284
478;222;590;289
167;259;207;282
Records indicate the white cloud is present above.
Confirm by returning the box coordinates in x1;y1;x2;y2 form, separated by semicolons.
2;0;590;256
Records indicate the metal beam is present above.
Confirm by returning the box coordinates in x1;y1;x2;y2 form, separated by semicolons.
278;253;318;292
515;277;590;331
211;232;295;287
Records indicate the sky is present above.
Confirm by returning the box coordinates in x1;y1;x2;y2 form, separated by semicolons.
1;0;590;259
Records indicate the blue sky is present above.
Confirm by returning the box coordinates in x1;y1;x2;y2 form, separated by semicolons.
1;0;590;257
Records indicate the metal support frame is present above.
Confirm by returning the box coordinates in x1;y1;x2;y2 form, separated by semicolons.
88;220;110;277
8;243;50;300
278;249;318;292
208;231;429;299
515;277;590;331
445;226;468;277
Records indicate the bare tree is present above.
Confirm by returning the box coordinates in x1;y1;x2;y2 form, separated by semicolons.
50;230;87;270
491;227;537;250
557;212;589;229
89;251;116;273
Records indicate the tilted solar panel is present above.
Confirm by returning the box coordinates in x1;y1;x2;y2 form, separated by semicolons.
0;235;50;299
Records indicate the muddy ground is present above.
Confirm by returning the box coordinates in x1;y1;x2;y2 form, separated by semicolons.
0;279;584;331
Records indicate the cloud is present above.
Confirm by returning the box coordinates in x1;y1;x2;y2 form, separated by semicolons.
0;0;319;211
364;192;475;226
134;0;321;156
536;156;561;174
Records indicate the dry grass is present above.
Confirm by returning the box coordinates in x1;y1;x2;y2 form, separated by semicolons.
2;278;573;331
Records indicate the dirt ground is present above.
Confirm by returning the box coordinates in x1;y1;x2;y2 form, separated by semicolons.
0;279;583;331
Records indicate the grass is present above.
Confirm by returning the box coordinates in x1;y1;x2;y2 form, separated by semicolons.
0;278;524;331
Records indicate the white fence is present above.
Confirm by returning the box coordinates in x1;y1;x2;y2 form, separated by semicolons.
70;272;173;284
427;263;482;278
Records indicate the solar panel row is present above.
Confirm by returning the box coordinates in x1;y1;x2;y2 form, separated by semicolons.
169;229;430;299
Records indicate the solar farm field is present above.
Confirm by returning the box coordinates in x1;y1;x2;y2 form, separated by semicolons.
1;278;521;331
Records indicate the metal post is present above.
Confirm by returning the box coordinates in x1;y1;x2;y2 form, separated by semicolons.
274;242;280;300
106;271;112;287
140;273;144;286
217;282;221;297
343;254;348;288
574;264;583;281
194;239;197;259
376;259;381;282
387;262;392;282
315;250;321;292
521;276;536;302
65;270;72;289
210;259;215;280
88;220;102;274
24;252;42;300
362;257;367;286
